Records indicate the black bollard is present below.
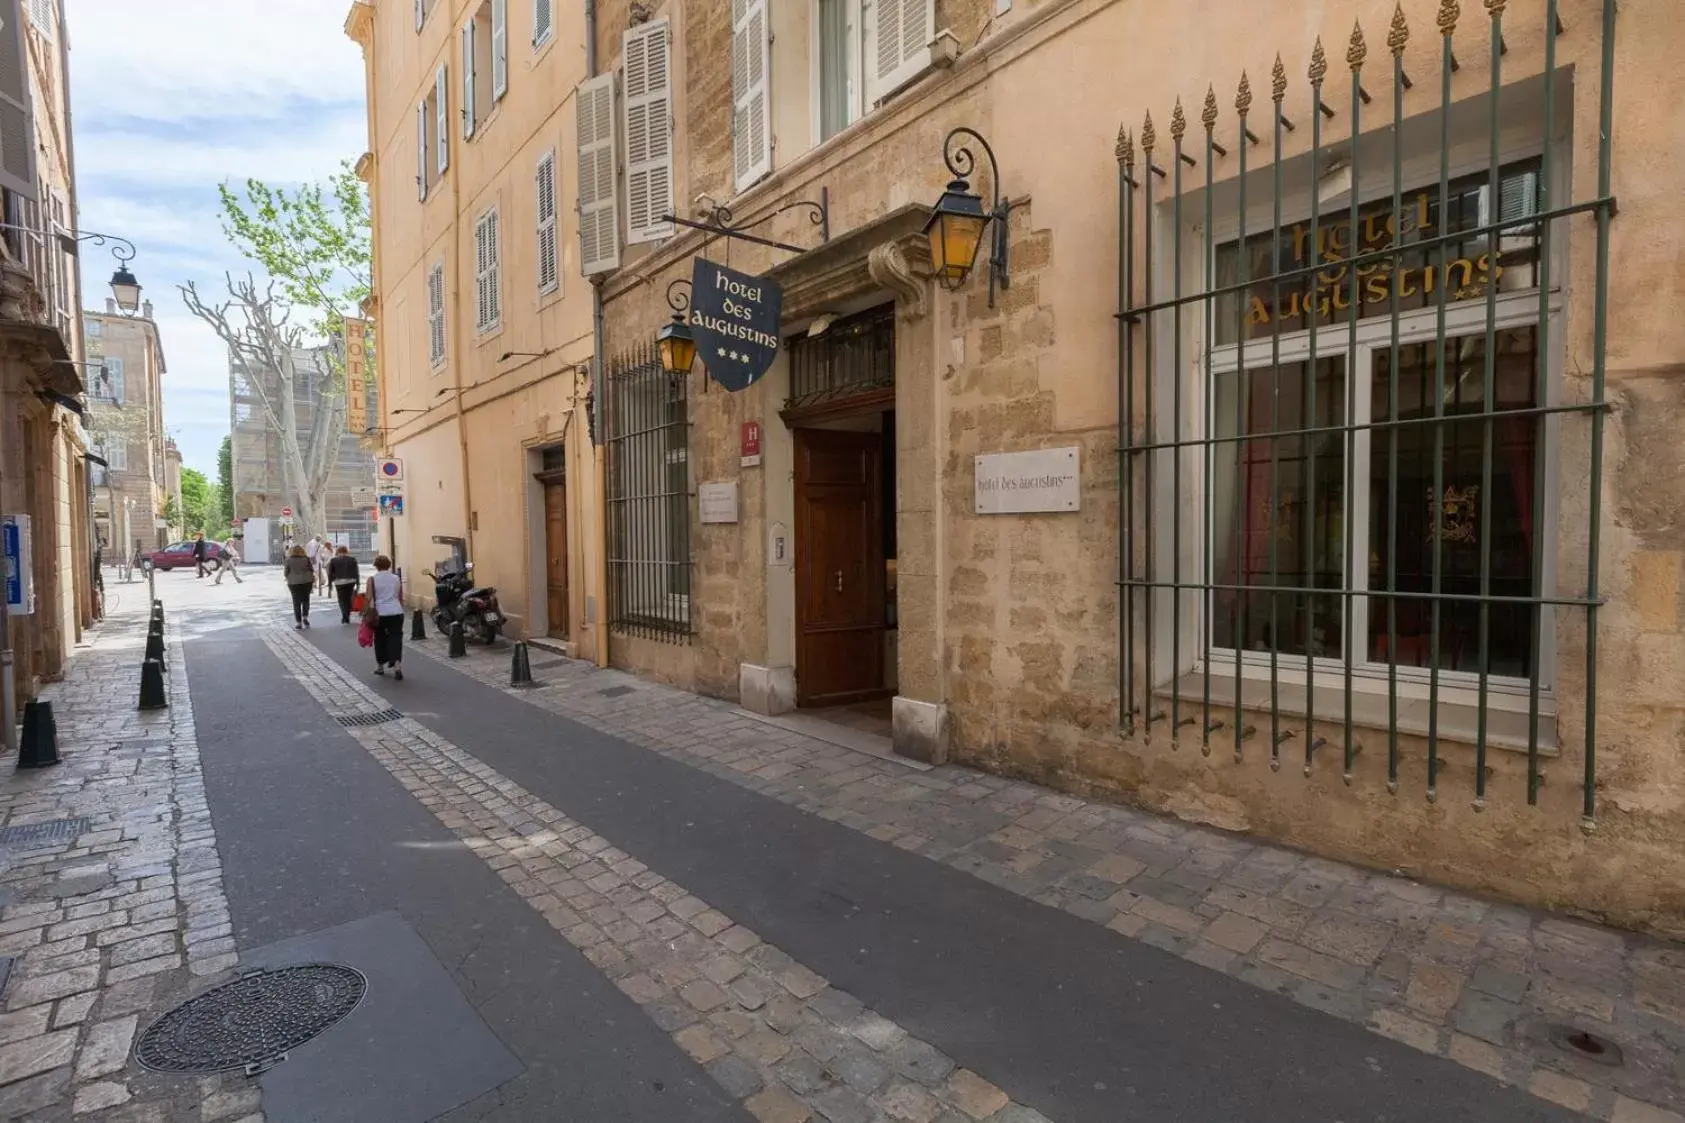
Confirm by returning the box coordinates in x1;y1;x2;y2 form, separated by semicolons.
510;641;533;687
448;622;467;658
17;701;60;769
143;629;168;673
411;609;427;641
138;659;168;711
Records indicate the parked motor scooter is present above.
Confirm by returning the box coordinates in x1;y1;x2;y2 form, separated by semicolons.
429;560;505;644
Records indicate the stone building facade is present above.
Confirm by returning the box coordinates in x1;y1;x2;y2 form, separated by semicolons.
0;0;95;719
85;303;169;556
359;0;1685;933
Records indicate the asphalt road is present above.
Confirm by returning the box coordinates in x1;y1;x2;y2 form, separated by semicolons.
177;583;1578;1123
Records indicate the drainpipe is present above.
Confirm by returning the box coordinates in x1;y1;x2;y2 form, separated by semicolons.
586;0;610;668
447;92;476;567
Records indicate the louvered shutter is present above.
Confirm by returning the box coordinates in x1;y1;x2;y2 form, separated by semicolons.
416;102;428;200
867;0;933;103
533;0;553;46
623;20;673;245
435;64;449;174
475;209;500;333
575;74;620;276
0;0;36;200
428;263;446;366
536;152;559;294
25;0;52;38
415;0;424;31
731;0;770;191
491;0;508;100
461;20;476;139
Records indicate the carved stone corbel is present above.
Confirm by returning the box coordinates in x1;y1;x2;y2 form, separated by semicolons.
867;238;929;321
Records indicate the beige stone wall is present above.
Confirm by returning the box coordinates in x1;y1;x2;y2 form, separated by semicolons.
385;0;1685;931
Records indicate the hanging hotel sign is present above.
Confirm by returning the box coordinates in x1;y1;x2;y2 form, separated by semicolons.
689;258;782;392
343;317;375;434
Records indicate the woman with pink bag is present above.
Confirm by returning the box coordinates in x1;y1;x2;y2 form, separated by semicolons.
363;556;406;680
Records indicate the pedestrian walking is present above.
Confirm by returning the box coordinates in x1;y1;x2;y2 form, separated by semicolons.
213;535;244;584
316;540;334;596
365;555;405;680
192;532;209;578
328;546;360;623
283;545;315;629
304;536;323;591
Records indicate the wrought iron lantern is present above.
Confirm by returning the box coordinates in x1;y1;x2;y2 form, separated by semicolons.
923;127;1010;305
656;278;696;376
109;264;142;314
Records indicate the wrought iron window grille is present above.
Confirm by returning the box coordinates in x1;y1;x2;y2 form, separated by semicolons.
1115;0;1614;829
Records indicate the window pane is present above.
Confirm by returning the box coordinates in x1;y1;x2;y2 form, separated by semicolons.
1367;325;1539;676
1211;357;1346;658
818;0;849;141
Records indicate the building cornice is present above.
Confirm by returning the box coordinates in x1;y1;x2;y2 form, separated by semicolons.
344;0;375;49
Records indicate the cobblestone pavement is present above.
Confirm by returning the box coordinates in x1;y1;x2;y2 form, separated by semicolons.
399;632;1685;1123
0;585;262;1122
268;622;1052;1123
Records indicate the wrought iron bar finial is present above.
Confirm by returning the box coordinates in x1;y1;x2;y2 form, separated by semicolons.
1170;99;1186;141
1309;37;1328;84
665;278;691;316
1483;0;1506;16
1437;0;1460;35
1348;21;1369;69
1271;55;1287;102
1235;71;1253;116
1114;123;1130;166
1389;3;1410;54
1140;110;1156;155
1201;86;1218;130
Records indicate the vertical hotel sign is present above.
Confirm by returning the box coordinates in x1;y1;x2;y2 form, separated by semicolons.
343;317;374;435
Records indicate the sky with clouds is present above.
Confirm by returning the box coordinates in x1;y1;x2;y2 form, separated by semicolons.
68;0;367;476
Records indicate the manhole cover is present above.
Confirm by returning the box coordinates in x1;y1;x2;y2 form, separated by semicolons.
598;685;634;698
1547;1023;1624;1068
335;708;404;727
0;818;87;848
134;964;367;1075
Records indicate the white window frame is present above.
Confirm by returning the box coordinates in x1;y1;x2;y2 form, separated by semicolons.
623;19;674;244
427;260;447;368
864;0;934;106
474;206;501;335
810;0;865;147
491;0;508;101
535;151;559;295
462;17;477;139
100;356;124;402
84;317;101;338
532;0;554;48
416;101;429;200
106;439;127;473
1167;142;1571;712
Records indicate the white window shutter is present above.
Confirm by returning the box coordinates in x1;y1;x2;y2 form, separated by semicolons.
536;152;559;294
623;20;673;245
475;208;500;333
491;0;508;101
416;102;428;200
533;0;553;46
428;262;446;366
731;0;771;191
867;0;934;104
435;64;449;174
415;0;424;31
575;74;620;276
0;0;36;200
461;20;476;139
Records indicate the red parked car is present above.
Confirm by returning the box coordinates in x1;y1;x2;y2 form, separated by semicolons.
142;541;226;572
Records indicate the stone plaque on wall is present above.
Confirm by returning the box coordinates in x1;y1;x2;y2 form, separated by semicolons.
699;482;739;524
974;447;1080;515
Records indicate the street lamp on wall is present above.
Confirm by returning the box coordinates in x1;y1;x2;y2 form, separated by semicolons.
923;127;1011;307
656;278;696;376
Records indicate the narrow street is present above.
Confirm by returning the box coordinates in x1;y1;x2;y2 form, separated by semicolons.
0;570;1678;1122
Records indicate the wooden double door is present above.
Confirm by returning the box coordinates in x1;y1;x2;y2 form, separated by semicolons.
793;429;885;707
540;475;569;638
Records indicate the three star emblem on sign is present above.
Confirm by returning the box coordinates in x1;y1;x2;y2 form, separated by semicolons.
715;347;752;364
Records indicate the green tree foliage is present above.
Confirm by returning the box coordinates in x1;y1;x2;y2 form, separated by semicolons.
180;469;211;533
217;436;234;524
217;162;371;346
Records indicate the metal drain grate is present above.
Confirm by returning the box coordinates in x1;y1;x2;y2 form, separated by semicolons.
1548;1023;1624;1067
335;708;404;728
598;686;634;698
134;964;367;1075
0;818;88;848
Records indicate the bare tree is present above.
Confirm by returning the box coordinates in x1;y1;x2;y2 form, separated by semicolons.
180;274;344;538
